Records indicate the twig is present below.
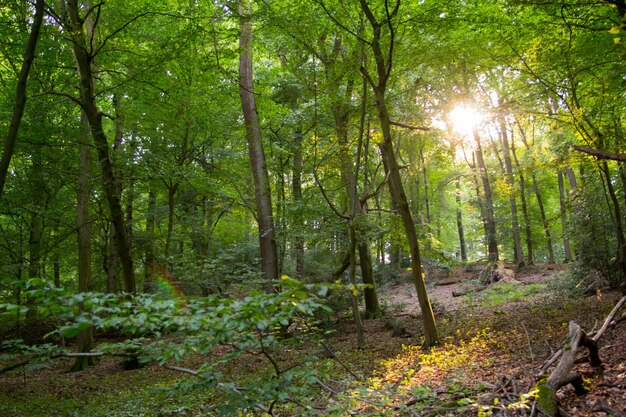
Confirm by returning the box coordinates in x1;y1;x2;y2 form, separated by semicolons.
318;339;363;382
164;365;274;415
592;294;626;342
1;350;134;374
520;320;535;362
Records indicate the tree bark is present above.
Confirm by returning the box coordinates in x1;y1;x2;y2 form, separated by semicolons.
519;127;554;263
359;0;438;347
473;128;499;262
238;0;279;288
558;170;573;262
292;127;306;279
599;160;626;286
65;0;135;293
164;183;178;271
419;144;432;248
72;112;96;370
0;0;44;200
499;116;523;266
532;173;555;263
454;174;468;262
511;133;534;264
144;190;157;293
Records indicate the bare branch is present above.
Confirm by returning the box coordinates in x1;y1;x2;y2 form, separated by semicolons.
571;145;626;163
390;120;430;131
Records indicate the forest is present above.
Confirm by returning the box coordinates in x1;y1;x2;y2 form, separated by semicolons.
1;0;626;415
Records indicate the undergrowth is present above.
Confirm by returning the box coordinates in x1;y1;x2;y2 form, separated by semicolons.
1;269;622;416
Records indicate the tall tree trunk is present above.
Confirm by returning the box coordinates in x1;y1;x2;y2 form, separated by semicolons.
65;0;135;293
469;151;490;250
105;226;119;293
0;0;44;200
558;171;573;262
600;161;626;286
238;0;278;287
292;127;305;279
359;0;438;347
532;174;555;263
419;144;432;248
454;174;468;262
565;167;578;190
26;147;44;321
499;116;523;266
518;125;554;263
72;112;96;371
144;190;157;292
511;134;534;264
164;183;178;271
473;128;499;262
348;222;365;349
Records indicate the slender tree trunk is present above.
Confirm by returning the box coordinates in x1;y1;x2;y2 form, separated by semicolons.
454;174;468;262
164;183;178;271
359;0;437;347
565;167;578;190
558;171;573;262
276;155;287;276
600;161;626;285
518;125;554;263
72;113;96;371
469;151;490;250
52;222;61;287
25;140;45;321
0;0;44;200
499;117;523;265
419;145;432;246
65;0;135;293
511;135;534;264
292;128;305;279
532;173;555;263
238;0;278;287
473;128;499;262
348;222;365;349
144;190;157;293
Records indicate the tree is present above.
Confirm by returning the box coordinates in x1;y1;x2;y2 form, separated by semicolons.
63;0;136;293
238;0;279;288
499;115;524;265
0;0;45;200
358;0;438;347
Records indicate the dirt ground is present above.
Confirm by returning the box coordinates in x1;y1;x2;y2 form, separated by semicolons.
378;262;626;416
383;263;567;316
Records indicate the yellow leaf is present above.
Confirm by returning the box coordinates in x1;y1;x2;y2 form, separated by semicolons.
609;25;621;34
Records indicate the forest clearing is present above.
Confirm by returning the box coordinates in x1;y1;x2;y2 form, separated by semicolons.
2;0;626;415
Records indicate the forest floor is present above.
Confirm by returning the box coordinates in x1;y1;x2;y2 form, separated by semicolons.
1;263;625;416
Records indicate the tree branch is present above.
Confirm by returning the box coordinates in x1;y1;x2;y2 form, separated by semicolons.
390;120;430;131
571;145;626;163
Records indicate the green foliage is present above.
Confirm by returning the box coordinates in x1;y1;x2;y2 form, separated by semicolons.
1;277;337;415
568;183;623;289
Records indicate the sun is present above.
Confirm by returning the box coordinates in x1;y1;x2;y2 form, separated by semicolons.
449;104;483;137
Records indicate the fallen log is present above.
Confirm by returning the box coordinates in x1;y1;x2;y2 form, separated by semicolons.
534;294;626;416
535;321;595;416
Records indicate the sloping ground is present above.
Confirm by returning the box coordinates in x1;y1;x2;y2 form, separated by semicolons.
374;263;626;416
1;264;624;416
